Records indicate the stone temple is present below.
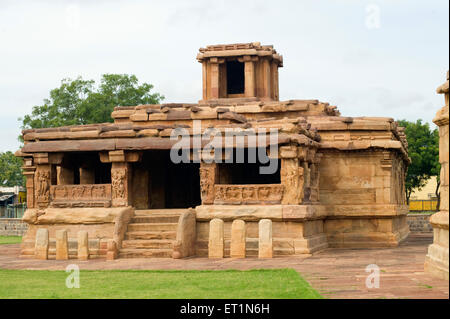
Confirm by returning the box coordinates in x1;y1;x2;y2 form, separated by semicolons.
16;42;411;260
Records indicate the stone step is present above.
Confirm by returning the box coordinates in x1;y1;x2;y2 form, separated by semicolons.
119;248;173;258
125;231;177;240
127;223;178;232
131;215;180;224
121;239;174;249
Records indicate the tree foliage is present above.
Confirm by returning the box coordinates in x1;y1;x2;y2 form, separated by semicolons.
20;74;164;130
397;119;440;203
0;151;24;187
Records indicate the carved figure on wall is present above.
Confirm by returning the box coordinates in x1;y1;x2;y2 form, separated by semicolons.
37;171;50;201
112;170;126;199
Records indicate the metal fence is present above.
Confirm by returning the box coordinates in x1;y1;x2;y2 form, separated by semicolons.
409;200;438;212
0;203;27;219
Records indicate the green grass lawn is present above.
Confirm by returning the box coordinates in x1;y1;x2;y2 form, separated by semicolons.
0;236;22;245
0;268;322;299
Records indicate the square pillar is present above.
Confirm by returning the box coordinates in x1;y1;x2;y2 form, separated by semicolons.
244;57;256;98
210;60;220;99
80;167;95;184
111;162;132;207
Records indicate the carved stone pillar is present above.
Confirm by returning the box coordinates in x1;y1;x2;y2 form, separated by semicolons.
34;165;51;209
200;162;217;205
280;146;304;205
111;162;131;207
103;150;142;207
425;71;449;279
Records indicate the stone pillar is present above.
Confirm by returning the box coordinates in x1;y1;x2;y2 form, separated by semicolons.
262;58;271;100
259;219;273;258
208;218;224;258
111;162;131;207
22;161;36;208
202;61;208;101
244;56;256;98
58;166;74;185
210;60;220;99
132;165;149;209
77;231;89;260
199;162;217;205
105;150;141;207
34;164;52;208
55;229;69;260
35;228;49;260
280;146;304;204
79;167;95;184
425;71;449;280
271;61;279;101
230;220;246;258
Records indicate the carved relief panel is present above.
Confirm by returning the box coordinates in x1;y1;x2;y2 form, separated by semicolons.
200;162;217;205
111;162;131;207
214;184;284;204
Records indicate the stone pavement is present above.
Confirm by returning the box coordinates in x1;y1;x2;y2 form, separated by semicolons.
0;233;448;299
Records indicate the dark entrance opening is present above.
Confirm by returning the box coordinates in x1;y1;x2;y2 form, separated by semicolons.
217;148;281;185
137;151;201;209
226;61;245;95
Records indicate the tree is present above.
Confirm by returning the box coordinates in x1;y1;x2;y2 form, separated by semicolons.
397;119;440;205
20;74;164;130
0;151;24;187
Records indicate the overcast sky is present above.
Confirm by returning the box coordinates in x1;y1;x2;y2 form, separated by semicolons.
0;0;448;152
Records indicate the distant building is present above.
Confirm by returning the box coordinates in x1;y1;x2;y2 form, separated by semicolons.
0;186;26;217
410;176;439;200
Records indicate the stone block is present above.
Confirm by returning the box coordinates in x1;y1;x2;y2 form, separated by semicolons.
259;219;273;258
208;218;224;258
230;220;246;258
106;240;117;261
77;230;89;260
55;229;69;260
35;228;49;260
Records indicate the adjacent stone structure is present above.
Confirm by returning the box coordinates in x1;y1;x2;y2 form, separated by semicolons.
0;218;28;236
16;42;410;260
425;71;449;279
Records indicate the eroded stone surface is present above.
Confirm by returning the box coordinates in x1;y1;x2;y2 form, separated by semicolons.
34;228;49;260
77;231;89;260
55;229;68;260
259;219;273;258
230;220;246;258
208;219;224;258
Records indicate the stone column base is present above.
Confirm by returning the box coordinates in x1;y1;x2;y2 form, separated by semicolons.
424;211;449;280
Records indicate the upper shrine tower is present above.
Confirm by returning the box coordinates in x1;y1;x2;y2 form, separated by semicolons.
197;42;283;103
